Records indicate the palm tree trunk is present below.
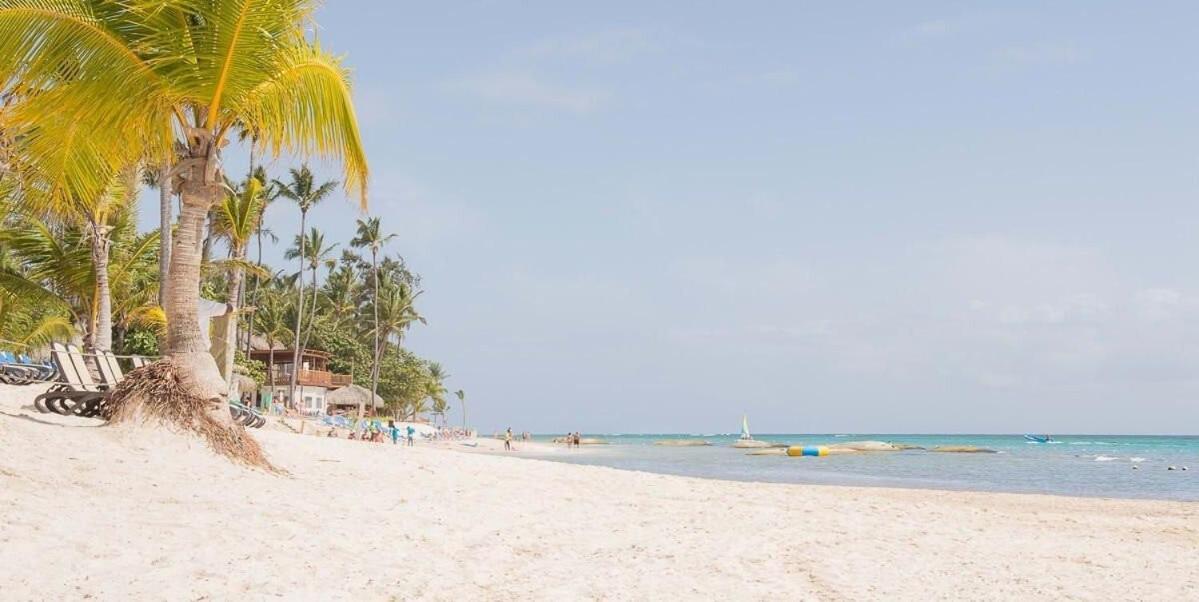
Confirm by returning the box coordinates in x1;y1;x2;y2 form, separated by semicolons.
222;250;245;393
289;212;307;411
166;177;229;414
200;207;214;265
366;247;380;422
245;227;263;357
158;164;172;311
89;221;113;352
300;263;318;349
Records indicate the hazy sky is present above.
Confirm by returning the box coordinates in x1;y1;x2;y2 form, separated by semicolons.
141;1;1199;434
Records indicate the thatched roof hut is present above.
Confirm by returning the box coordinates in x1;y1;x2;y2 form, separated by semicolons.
325;384;384;410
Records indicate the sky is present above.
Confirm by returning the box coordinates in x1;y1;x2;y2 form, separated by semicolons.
140;1;1199;434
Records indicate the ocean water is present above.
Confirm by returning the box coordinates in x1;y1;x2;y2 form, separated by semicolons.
522;434;1199;501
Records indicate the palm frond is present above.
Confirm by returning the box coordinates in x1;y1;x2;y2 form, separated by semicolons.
240;43;368;206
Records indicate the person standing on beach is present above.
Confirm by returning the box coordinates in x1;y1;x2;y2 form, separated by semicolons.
388;420;398;445
406;424;416;447
505;428;513;451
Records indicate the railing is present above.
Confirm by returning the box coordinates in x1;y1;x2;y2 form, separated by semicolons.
267;367;351;388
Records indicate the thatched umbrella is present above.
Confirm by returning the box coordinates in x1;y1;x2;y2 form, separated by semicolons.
326;384;384;413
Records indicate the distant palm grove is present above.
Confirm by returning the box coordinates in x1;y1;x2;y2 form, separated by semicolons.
0;1;452;426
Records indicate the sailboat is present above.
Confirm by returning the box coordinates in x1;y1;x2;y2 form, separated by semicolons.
731;415;771;448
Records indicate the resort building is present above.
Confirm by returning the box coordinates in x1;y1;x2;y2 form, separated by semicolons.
248;348;352;415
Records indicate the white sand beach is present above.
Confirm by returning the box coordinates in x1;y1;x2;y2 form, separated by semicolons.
1;385;1196;601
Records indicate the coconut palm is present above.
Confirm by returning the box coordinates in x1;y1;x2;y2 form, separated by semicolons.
369;279;423;419
0;2;367;461
252;282;294;393
350;217;396;413
454;389;467;431
243;165;279;356
285;226;337;349
211;176;265;391
426;362;449;425
0;267;74;351
275;166;339;407
1;182;158;351
3;165;139;351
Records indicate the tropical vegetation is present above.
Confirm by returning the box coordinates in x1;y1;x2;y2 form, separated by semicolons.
0;1;456;445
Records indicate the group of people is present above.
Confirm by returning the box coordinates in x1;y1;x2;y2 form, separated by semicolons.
500;428;534;451
327;420;417;446
552;432;583;448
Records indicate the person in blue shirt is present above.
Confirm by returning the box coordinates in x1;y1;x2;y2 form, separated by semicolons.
406;424;416;447
388;420;398;445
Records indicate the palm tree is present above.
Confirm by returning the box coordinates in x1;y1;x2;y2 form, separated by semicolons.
211;176;265;391
2;202;160;352
0;267;74;351
350;217;396;415
0;2;368;451
426;362;449;425
454;389;467;431
2;169;142;352
243;165;279;357
140;163;173;311
285;226;337;351
407;396;430;423
251;281;294;397
276;167;339;408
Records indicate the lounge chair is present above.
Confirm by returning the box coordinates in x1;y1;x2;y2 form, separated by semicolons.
229;399;266;428
33;343;108;417
20;353;58;381
0;351;39;384
94;349;124;389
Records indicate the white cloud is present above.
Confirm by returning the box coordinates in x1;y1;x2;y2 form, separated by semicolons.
449;72;609;113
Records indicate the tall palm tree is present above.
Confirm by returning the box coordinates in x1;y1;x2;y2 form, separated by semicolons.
454;389;467;431
2;203;160;351
0;2;368;443
2;168;139;352
275;166;338;409
426;362;449;425
243;165;279;357
211;176;265;391
285;226;337;352
252;282;294;395
350;217;396;415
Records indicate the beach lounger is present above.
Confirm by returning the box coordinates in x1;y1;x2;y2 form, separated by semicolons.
20;353;58;381
229;399;266;428
0;351;40;384
33;343;108;417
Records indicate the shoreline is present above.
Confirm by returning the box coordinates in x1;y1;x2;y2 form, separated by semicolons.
3;385;1198;599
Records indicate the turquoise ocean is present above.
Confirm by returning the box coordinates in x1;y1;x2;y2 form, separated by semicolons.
522;434;1199;501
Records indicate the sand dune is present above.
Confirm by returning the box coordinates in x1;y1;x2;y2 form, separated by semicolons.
1;384;1196;600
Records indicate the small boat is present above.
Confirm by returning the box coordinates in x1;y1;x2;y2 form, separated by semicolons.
731;415;770;448
1024;434;1052;443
